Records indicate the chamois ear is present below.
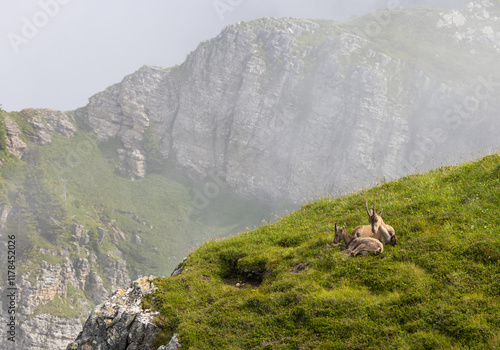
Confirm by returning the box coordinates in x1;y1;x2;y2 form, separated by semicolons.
378;208;383;216
342;222;346;230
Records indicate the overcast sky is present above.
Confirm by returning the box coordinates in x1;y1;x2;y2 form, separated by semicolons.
1;0;470;112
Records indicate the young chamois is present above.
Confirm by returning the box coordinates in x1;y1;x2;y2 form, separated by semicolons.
334;222;383;257
351;201;397;246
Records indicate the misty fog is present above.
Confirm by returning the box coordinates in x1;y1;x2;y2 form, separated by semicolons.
2;0;470;112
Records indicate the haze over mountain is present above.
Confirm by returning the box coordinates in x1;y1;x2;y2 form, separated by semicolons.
77;1;500;204
1;0;471;112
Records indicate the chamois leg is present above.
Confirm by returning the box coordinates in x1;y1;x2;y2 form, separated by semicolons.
350;243;382;256
349;243;367;256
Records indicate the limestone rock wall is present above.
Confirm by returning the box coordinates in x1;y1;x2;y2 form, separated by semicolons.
77;2;500;204
0;241;131;350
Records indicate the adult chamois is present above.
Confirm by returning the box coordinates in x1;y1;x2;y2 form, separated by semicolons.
352;201;397;246
333;222;383;256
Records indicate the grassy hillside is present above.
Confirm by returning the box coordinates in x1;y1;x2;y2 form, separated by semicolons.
149;154;500;349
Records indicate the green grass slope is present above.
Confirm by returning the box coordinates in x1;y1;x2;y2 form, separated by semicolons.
150;154;500;349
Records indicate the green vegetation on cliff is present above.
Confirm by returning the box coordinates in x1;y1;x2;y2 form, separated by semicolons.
150;154;500;349
0;109;273;282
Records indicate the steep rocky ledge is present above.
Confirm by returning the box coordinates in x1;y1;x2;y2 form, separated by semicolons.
76;1;500;204
0;245;132;350
4;116;27;158
0;218;132;349
66;276;181;350
20;108;77;145
66;262;189;350
3;108;76;158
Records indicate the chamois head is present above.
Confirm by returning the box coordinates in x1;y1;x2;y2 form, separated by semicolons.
366;200;383;234
334;222;346;244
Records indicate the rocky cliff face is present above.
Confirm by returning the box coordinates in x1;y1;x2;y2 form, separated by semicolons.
0;224;132;349
0;242;132;350
76;1;500;205
0;109;84;350
4;116;27;158
3;108;76;159
20;108;77;145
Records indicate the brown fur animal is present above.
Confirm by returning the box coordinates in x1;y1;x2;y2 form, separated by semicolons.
352;201;397;246
333;222;383;256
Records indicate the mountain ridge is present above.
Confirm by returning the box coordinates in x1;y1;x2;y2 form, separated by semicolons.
76;1;500;204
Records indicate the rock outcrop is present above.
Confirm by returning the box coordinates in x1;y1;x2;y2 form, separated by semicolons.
66;274;184;350
66;276;162;350
3;108;76;159
65;261;190;350
76;1;500;204
158;334;181;350
20;108;76;145
4;116;27;158
117;148;147;179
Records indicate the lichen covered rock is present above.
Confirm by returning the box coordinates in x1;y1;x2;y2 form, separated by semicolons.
67;276;159;350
